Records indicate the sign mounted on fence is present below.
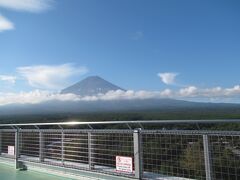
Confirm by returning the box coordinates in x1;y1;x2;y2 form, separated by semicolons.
116;156;133;173
8;146;15;156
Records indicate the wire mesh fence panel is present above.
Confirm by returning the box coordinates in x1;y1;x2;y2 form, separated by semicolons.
63;131;89;169
1;127;240;180
43;131;63;165
210;135;240;180
16;129;135;177
90;131;134;177
142;131;206;180
20;131;39;160
0;130;16;159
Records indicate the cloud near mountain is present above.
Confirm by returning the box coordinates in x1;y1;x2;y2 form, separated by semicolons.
0;85;240;106
0;75;240;106
17;64;88;90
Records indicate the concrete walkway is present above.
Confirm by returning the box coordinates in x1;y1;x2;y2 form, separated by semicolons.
0;163;76;180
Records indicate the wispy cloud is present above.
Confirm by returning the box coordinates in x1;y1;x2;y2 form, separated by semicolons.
0;75;17;84
132;31;144;40
0;0;53;32
0;15;14;32
17;64;88;90
0;0;53;12
158;72;178;85
1;85;240;106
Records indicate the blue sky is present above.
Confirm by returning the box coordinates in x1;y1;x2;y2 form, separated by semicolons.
0;0;240;104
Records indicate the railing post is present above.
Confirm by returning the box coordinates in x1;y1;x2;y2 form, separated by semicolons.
88;132;93;170
61;130;65;165
134;128;143;179
15;128;20;169
39;131;44;162
203;135;213;180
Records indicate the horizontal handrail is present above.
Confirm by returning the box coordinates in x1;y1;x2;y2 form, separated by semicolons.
0;119;240;127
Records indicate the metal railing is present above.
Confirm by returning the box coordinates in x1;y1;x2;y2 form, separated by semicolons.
0;120;240;180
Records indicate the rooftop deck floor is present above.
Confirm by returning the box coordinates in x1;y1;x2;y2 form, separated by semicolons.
0;163;75;180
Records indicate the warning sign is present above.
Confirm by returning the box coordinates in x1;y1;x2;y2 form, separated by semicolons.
8;146;15;156
116;156;133;173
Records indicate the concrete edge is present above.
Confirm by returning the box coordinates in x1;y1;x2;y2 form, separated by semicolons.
0;157;133;180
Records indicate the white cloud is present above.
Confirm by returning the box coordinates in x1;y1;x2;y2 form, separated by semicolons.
0;15;14;32
179;86;198;97
0;75;17;84
225;85;240;96
0;90;81;106
17;64;88;90
178;85;240;99
0;90;167;106
0;0;53;32
0;0;53;12
158;72;178;85
1;85;240;106
160;89;172;97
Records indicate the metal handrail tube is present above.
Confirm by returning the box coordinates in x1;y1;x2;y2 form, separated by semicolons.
0;119;240;127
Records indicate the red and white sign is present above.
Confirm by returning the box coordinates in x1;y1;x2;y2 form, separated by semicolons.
116;156;133;173
8;146;15;156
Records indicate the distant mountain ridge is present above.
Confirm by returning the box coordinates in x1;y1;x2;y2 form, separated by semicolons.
0;98;240;115
61;76;125;96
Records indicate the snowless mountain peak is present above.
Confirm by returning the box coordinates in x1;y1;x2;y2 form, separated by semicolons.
61;76;125;96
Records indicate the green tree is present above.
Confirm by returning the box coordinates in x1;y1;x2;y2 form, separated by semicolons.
180;141;205;179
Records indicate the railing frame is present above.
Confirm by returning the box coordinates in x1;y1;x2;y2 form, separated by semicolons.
39;131;45;162
203;135;213;180
133;128;143;179
15;128;20;169
0;120;240;179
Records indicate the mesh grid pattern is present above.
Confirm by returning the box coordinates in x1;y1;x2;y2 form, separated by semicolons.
142;132;205;179
0;129;240;180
